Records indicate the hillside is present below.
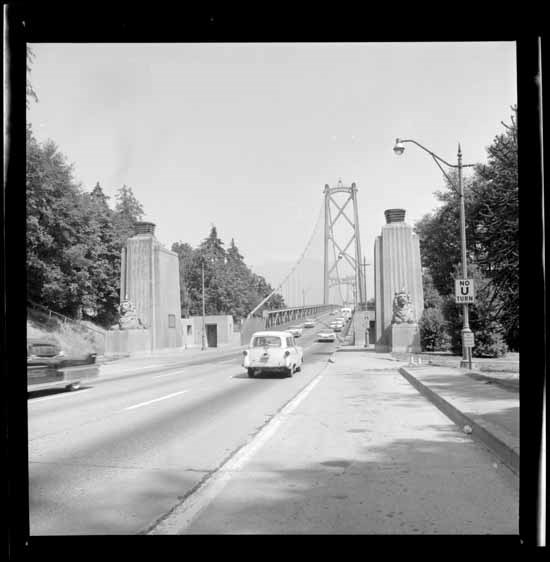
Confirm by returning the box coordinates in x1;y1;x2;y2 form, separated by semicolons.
27;307;107;357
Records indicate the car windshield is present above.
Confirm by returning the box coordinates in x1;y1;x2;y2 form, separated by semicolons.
253;336;282;348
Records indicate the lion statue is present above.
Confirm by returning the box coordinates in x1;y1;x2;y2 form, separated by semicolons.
111;298;146;330
391;289;416;324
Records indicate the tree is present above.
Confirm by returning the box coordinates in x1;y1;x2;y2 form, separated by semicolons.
79;182;121;326
442;264;508;358
113;185;144;247
414;108;518;350
199;225;226;264
173;228;285;321
418;268;450;351
171;241;195;317
468;107;518;349
26;46;38;108
419;308;450;352
26;135;95;316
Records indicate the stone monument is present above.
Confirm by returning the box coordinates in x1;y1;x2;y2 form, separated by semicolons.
390;288;421;353
374;209;423;352
105;221;183;354
110;298;146;330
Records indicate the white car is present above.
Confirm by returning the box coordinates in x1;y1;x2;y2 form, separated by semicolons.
303;319;316;328
287;325;303;337
242;331;303;378
317;330;336;342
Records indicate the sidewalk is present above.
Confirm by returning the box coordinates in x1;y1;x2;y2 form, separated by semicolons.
151;348;518;535
398;360;519;475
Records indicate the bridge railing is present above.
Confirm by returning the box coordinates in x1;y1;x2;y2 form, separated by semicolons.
263;304;339;329
240;304;340;345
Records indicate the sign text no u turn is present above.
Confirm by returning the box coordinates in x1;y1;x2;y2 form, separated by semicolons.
455;278;475;303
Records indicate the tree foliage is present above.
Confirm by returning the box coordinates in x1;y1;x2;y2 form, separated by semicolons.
419;269;450;351
171;227;285;321
26;46;38;108
414;107;518;351
442;265;508;358
26;124;146;326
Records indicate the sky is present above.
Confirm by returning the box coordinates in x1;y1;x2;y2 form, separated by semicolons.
27;42;517;302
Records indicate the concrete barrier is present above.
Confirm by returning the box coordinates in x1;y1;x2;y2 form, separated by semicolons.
105;329;151;355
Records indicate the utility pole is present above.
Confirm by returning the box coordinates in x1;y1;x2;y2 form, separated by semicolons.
201;261;206;350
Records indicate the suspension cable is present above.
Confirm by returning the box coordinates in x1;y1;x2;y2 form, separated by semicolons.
246;200;324;318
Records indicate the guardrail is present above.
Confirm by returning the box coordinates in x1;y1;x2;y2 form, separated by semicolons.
240;304;341;345
263;304;340;329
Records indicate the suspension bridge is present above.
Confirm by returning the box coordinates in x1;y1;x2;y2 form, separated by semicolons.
240;179;371;345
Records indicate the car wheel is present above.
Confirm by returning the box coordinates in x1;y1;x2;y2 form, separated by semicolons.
247;368;256;378
66;382;81;391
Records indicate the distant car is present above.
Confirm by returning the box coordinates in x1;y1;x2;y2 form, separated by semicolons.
27;338;98;392
317;330;336;342
242;331;303;378
287;326;303;337
329;310;337;315
303;319;316;328
329;320;344;332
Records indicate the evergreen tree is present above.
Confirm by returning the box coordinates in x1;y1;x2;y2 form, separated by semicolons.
171;241;195;317
113;184;144;247
173;228;285;320
80;182;121;326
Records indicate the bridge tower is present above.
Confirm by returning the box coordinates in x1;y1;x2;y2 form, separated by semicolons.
323;180;365;309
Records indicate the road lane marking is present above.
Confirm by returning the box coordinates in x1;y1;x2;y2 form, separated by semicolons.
105;363;166;372
146;366;328;534
152;370;187;379
123;390;189;411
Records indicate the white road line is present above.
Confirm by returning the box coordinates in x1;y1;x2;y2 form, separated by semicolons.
28;388;92;404
123;390;189;411
101;363;168;374
152;370;186;379
147;368;327;535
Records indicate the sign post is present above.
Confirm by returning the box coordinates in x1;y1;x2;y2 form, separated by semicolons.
455;279;475;369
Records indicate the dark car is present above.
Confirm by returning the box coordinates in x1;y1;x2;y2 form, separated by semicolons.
27;338;98;391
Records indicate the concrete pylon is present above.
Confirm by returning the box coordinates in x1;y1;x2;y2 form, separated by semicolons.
374;209;423;351
120;221;183;350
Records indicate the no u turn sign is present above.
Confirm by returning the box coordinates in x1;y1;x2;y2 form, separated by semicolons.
455;279;475;303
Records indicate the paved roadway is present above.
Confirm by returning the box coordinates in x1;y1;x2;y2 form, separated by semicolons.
28;313;518;535
27;317;338;535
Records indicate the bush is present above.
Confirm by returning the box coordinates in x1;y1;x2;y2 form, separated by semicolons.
442;294;508;358
419;308;451;351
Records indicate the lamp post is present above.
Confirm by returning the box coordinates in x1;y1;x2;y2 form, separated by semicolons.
393;138;475;369
201;260;206;351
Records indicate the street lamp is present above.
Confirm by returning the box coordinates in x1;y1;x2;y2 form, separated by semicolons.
393;138;475;369
201;260;206;351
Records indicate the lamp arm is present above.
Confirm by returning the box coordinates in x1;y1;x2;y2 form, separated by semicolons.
399;139;457;168
431;154;460;196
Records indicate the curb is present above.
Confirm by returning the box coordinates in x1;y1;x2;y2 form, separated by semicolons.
399;367;519;476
